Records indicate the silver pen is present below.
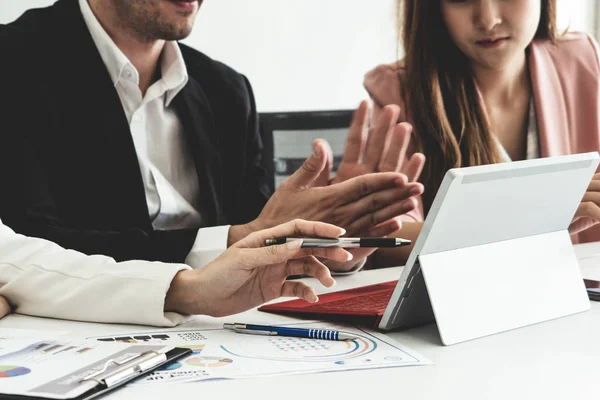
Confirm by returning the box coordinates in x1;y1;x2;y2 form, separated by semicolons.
264;237;411;248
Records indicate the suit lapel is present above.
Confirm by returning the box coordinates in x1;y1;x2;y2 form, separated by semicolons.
42;0;153;228
528;43;572;157
44;0;223;227
173;77;224;226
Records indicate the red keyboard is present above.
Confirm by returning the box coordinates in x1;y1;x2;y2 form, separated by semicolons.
301;289;393;314
259;280;398;320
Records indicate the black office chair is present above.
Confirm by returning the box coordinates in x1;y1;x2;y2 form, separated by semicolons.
258;110;354;190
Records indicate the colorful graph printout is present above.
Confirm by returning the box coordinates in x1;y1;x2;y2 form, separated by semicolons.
0;366;31;378
0;332;172;399
92;322;432;385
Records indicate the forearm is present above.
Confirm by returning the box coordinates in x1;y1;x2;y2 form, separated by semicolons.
227;221;259;247
370;222;423;268
164;270;202;315
0;223;191;326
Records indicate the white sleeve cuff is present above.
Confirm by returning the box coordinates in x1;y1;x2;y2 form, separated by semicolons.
185;225;231;269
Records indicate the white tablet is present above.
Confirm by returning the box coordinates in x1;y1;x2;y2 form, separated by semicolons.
379;152;600;345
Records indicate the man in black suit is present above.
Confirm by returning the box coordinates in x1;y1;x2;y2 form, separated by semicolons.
0;0;423;272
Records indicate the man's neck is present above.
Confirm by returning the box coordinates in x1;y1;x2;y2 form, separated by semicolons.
472;53;530;108
88;0;164;95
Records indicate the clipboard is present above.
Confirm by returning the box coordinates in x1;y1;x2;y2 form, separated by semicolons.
0;347;191;400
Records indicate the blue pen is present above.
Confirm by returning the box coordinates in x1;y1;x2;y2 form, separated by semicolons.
223;323;357;341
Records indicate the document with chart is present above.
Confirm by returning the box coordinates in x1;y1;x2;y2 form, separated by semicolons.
90;321;432;384
0;329;179;399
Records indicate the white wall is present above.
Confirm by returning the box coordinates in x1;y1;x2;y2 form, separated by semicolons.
557;0;597;34
188;0;398;112
0;0;398;112
1;1;597;112
0;0;53;21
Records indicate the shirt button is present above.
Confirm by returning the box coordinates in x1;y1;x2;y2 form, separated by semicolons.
133;114;142;123
125;70;133;79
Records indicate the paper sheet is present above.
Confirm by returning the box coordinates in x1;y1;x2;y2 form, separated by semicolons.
0;328;68;341
0;329;169;399
90;321;432;384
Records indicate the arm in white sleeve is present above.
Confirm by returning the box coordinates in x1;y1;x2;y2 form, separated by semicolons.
0;219;191;327
185;225;231;269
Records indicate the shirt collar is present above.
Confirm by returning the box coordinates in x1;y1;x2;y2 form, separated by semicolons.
161;42;189;107
79;0;188;106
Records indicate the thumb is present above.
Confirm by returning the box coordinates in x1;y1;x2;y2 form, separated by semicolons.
243;239;304;267
283;141;328;188
312;139;334;187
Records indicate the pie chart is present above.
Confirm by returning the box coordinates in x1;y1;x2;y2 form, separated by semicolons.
0;366;31;378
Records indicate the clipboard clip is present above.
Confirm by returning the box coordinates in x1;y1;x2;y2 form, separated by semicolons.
81;350;167;388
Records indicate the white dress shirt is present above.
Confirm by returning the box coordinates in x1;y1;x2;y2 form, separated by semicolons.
79;0;228;267
0;218;190;326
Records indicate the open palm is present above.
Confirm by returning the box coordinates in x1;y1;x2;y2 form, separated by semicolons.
308;101;426;270
316;101;425;238
331;101;424;185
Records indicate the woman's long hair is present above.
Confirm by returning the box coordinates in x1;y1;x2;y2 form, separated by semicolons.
399;0;557;212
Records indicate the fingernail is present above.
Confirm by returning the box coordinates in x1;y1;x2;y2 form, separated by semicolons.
340;228;347;236
287;239;303;250
312;295;319;303
313;143;321;158
346;252;353;261
330;279;337;287
410;185;422;195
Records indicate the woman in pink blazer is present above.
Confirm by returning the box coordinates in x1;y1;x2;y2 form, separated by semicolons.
363;0;600;266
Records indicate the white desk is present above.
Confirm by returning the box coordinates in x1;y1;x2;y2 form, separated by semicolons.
2;244;600;400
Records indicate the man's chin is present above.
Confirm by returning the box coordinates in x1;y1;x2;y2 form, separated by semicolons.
160;26;194;41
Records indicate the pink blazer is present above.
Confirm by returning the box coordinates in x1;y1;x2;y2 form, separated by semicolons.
364;32;600;244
